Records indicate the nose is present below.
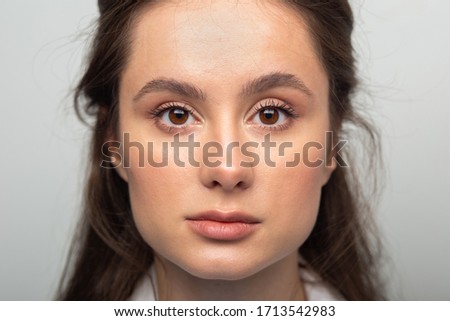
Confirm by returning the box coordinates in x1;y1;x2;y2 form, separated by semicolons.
199;137;255;193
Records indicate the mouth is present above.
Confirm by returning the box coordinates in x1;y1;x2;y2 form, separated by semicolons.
185;210;261;241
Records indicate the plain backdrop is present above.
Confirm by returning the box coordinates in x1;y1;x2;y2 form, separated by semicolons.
1;0;449;300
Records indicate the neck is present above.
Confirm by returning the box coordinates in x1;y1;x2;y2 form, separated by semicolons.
154;252;305;300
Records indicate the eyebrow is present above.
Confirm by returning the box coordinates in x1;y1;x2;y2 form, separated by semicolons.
133;72;313;102
133;77;206;102
240;72;313;99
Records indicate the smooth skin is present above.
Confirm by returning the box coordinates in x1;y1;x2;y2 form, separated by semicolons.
115;0;335;300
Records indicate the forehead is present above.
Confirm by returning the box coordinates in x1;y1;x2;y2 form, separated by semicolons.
122;0;327;100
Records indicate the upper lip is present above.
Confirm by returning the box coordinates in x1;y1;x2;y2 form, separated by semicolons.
186;210;261;224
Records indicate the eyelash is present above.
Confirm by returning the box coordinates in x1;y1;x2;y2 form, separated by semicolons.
148;102;197;133
251;99;300;131
148;99;300;132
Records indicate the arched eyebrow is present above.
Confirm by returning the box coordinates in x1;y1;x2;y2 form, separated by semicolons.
133;72;313;102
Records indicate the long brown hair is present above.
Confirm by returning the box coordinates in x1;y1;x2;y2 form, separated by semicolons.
59;0;384;300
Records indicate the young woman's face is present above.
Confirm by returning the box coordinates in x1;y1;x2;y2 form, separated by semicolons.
116;0;334;280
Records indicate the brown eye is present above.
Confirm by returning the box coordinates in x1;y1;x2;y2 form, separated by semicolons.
259;108;279;125
168;108;189;125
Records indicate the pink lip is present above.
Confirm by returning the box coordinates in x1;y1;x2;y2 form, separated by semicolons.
186;210;261;241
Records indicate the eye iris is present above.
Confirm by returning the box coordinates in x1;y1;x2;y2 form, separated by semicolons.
168;109;188;125
259;108;279;125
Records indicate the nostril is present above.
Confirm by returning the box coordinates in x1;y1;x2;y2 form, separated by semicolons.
210;179;247;190
200;159;254;192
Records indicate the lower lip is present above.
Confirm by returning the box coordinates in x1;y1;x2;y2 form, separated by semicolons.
186;220;259;241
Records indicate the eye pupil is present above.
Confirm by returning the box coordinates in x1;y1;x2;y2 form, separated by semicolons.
259;108;279;125
169;108;189;124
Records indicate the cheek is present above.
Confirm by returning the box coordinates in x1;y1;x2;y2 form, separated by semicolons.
273;165;323;224
257;151;327;251
125;165;186;252
122;137;196;244
127;166;167;238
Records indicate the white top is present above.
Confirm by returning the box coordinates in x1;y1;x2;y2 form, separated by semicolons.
129;265;343;301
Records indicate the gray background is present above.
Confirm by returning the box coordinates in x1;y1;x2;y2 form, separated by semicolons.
1;0;449;300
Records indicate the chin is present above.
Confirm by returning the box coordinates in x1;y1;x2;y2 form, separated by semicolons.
178;256;268;281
